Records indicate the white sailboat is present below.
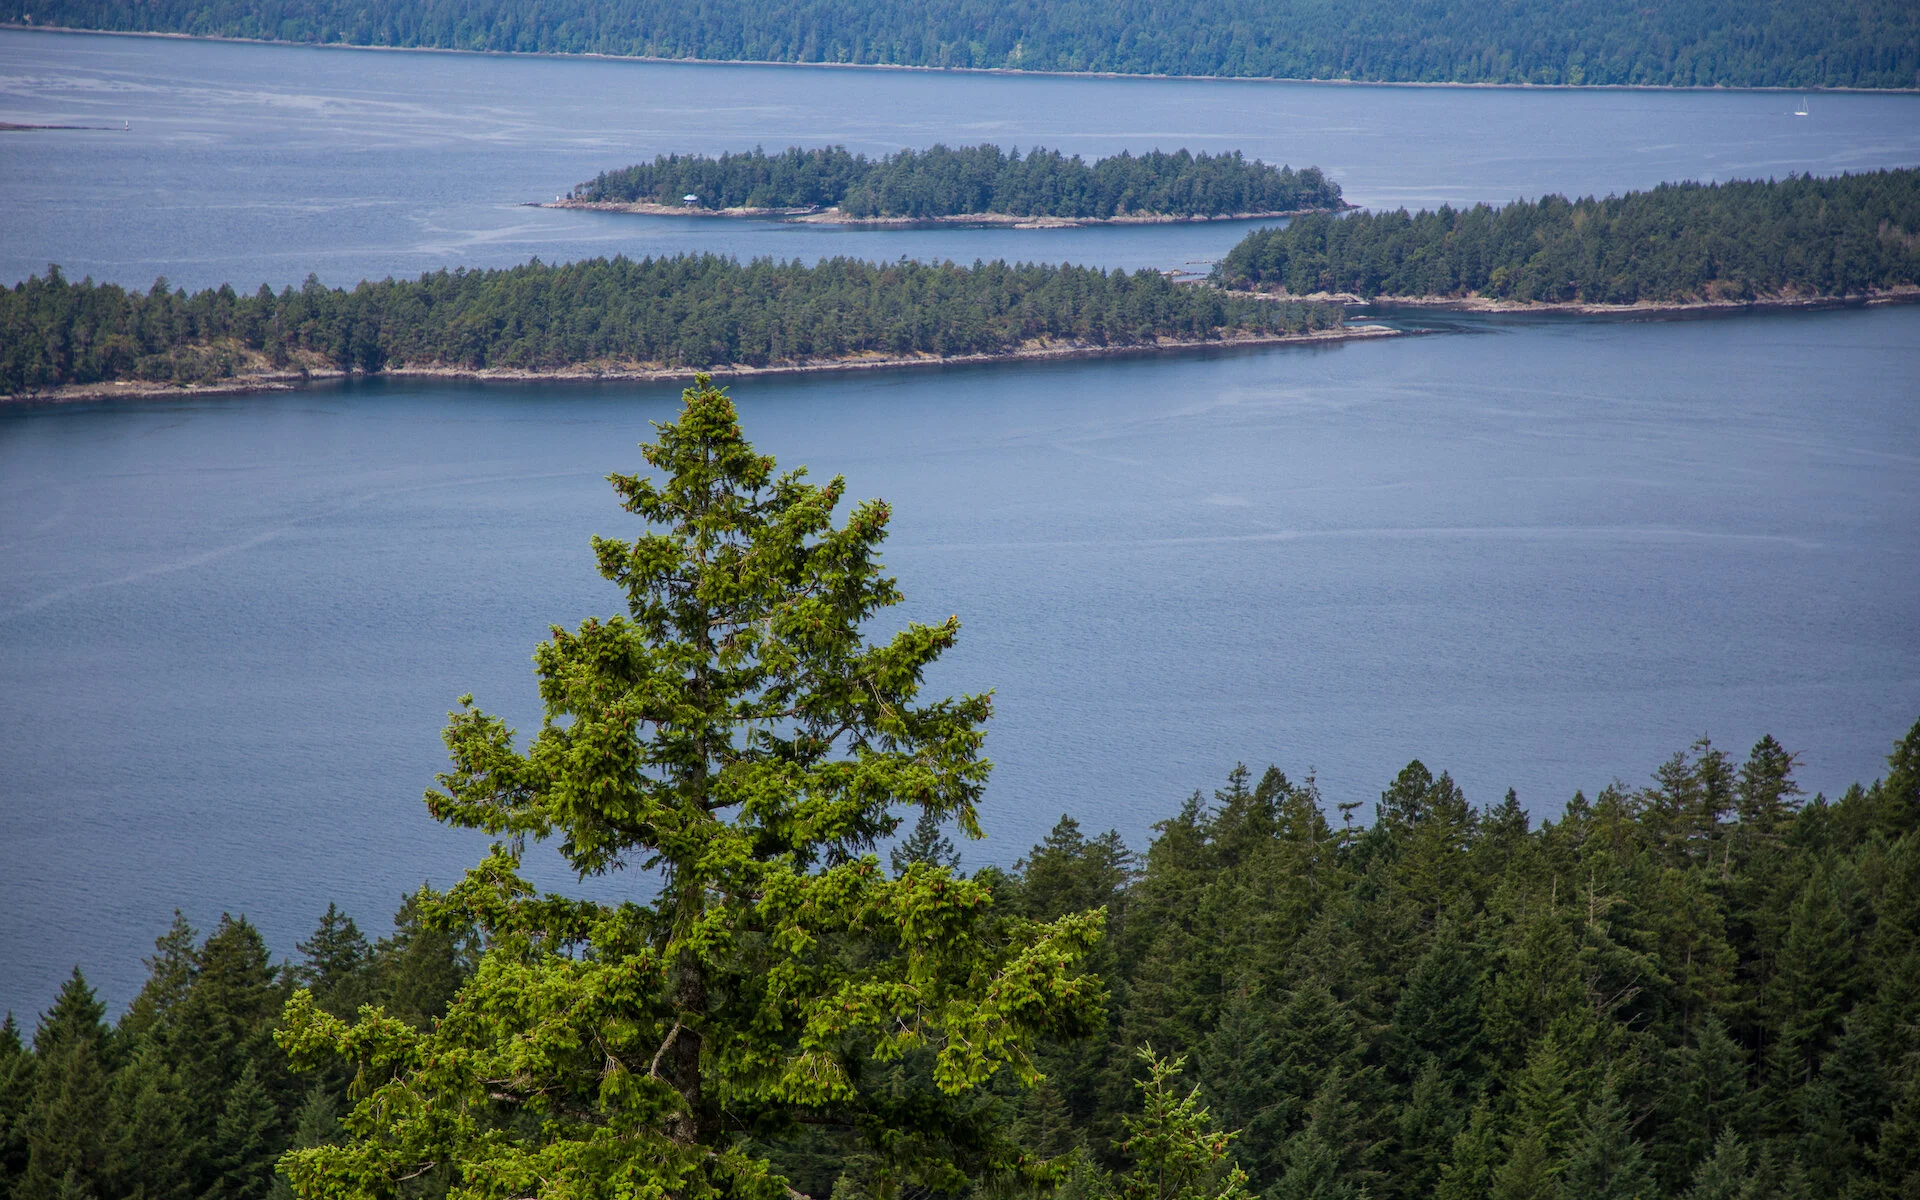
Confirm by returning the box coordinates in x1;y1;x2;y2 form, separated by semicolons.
1794;94;1809;117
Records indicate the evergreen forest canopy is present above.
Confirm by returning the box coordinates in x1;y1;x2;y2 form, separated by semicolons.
1215;166;1920;304
0;256;1343;395
2;386;1919;1200
576;145;1345;219
13;0;1920;88
8;709;1920;1197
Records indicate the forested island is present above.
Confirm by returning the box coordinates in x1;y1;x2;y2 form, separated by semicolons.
568;144;1345;223
11;0;1918;89
2;384;1918;1200
0;256;1353;400
1215;166;1920;307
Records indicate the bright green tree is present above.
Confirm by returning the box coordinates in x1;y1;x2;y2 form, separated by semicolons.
276;379;1105;1199
1110;1050;1252;1200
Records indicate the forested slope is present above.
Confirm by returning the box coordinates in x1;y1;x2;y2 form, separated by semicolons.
578;145;1344;219
983;720;1920;1200
13;0;1919;88
0;255;1343;394
1215;167;1920;304
5;719;1918;1197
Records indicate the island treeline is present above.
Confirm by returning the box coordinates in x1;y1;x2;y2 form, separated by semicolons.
577;144;1345;219
1214;166;1920;305
15;0;1919;89
0;257;1343;395
5;718;1917;1198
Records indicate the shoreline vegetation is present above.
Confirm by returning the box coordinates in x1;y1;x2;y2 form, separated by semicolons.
0;254;1352;401
543;198;1334;228
10;167;1919;403
1229;288;1920;315
1214;168;1920;305
0;326;1401;406
569;144;1345;222
8;25;1919;94
7;0;1917;89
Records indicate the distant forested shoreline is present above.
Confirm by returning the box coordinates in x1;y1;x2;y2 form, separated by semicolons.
1215;167;1920;305
5;717;1918;1198
9;0;1917;88
575;145;1344;220
0;255;1346;396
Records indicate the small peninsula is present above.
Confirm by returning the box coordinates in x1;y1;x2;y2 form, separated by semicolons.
558;144;1346;225
0;256;1370;402
1214;167;1920;309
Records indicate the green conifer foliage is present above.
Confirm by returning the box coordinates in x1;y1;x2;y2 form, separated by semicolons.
1269;1067;1370;1200
1682;1129;1756;1200
1389;920;1487;1091
1490;1132;1563;1200
292;905;374;1020
1386;1056;1463;1200
102;1043;195;1200
275;379;1105;1198
1197;989;1286;1185
1871;718;1920;841
1868;1063;1920;1200
369;891;474;1029
0;1013;37;1192
209;1062;280;1200
1110;1051;1251;1200
890;807;961;875
117;913;197;1047
1560;1079;1656;1200
21;971;112;1200
1772;866;1858;1085
1436;1098;1502;1200
1660;1014;1753;1188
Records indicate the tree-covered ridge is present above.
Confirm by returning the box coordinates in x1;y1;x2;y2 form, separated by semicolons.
577;145;1345;219
6;716;1918;1198
0;256;1344;395
1214;166;1920;304
14;0;1920;88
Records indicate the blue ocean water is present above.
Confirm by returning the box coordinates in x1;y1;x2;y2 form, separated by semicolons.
1;31;1917;1018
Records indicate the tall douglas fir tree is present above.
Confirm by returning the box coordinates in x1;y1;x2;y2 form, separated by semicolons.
276;377;1107;1198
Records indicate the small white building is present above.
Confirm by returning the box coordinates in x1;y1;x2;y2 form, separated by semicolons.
683;194;700;206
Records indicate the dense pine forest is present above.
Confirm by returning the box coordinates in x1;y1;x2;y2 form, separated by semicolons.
576;145;1345;219
12;0;1919;88
5;719;1918;1198
1214;167;1920;304
0;256;1343;395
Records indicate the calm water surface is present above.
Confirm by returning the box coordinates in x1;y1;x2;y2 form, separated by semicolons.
3;307;1918;1016
2;31;1919;1018
4;29;1920;290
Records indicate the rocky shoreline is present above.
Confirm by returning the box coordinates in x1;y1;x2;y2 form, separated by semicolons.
541;198;1343;229
1;325;1401;406
1231;285;1920;315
